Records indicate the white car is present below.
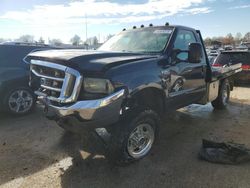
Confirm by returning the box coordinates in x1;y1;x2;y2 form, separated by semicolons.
209;50;219;57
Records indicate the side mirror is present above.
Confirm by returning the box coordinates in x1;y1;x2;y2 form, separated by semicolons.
188;43;202;63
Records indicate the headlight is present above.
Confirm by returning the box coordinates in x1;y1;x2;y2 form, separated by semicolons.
83;78;114;94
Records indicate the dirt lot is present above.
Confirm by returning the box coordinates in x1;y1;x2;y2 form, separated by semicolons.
0;86;250;188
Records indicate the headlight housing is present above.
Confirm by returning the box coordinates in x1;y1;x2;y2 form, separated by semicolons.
83;78;114;94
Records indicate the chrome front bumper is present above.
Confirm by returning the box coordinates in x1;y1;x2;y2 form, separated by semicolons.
40;89;125;131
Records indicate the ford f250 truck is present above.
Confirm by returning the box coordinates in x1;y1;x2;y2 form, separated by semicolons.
27;24;242;164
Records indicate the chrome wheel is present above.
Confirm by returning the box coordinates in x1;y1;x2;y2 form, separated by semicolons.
8;89;33;113
127;123;155;159
222;84;229;105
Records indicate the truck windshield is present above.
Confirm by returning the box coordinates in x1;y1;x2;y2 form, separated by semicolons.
99;28;173;53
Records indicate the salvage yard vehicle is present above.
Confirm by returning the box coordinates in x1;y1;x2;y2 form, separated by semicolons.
209;49;219;57
212;50;250;84
27;24;242;164
0;43;53;115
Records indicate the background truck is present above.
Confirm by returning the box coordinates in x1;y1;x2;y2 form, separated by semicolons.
27;24;242;165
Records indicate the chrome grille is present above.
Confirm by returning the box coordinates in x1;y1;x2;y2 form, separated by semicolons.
30;60;82;103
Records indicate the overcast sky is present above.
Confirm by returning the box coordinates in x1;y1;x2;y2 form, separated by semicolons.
0;0;250;43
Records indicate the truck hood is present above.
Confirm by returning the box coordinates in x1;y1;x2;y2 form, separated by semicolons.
27;49;158;73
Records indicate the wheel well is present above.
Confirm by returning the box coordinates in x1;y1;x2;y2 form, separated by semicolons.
127;88;166;115
1;83;33;105
2;83;27;97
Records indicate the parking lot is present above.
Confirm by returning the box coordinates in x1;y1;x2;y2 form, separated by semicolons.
0;86;250;188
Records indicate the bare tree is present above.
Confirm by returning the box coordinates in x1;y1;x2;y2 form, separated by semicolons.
49;39;63;46
17;35;34;43
212;36;224;43
235;32;242;45
92;36;98;46
223;33;234;45
203;32;250;47
38;37;45;44
86;36;98;46
70;35;81;46
244;32;250;42
204;37;212;46
0;38;11;43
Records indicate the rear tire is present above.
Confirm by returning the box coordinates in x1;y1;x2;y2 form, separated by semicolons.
211;79;230;110
106;108;160;165
3;87;35;115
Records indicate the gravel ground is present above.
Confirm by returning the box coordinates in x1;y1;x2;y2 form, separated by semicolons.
0;86;250;188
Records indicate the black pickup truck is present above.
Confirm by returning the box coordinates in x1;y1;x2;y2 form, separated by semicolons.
27;24;241;164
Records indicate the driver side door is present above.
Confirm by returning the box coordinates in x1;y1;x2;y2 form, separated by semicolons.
167;29;206;108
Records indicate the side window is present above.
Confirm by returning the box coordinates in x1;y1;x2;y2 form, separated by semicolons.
174;30;197;61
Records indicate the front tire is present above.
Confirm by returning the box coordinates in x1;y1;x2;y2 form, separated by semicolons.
107;109;160;165
3;87;35;115
211;79;230;110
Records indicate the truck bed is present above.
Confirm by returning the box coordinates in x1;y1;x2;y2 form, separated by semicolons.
211;63;242;82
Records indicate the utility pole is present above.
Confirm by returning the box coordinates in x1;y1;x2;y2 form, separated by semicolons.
85;14;88;49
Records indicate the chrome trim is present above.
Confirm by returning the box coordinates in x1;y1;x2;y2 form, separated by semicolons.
35;91;61;102
30;59;83;103
100;89;125;107
41;85;62;92
35;91;47;97
31;60;67;71
61;68;83;103
235;68;242;73
31;69;64;82
43;89;125;120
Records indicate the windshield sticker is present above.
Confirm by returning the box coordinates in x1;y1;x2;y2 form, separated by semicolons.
153;30;172;34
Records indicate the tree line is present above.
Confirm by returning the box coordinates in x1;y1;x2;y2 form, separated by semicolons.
2;32;249;47
204;32;250;46
0;34;114;47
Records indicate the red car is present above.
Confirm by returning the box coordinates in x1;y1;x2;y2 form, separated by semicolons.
213;51;250;84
